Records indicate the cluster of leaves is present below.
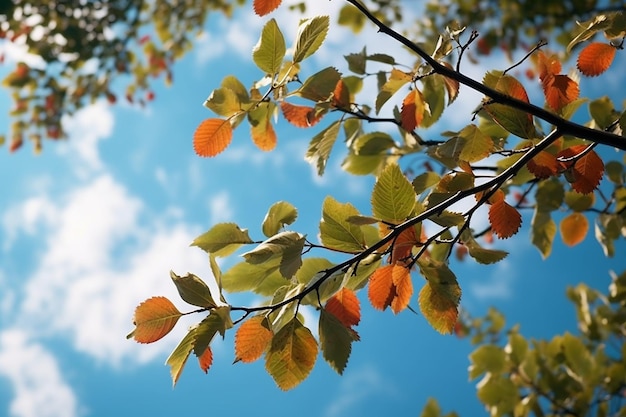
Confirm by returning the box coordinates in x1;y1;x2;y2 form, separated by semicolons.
425;271;626;417
0;0;244;152
130;0;626;390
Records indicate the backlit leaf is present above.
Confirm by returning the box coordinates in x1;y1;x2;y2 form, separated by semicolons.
252;19;285;75
265;318;318;390
197;346;213;373
319;196;366;253
560;212;589;247
170;271;216;308
293;16;329;63
262;201;298;237
319;309;359;375
253;0;282;16
192;223;253;257
557;146;604;194
129;296;182;343
221;258;284;296
458;124;494;163
193;118;233;157
368;265;395;311
564;190;595;212
412;171;441;195
375;68;412;113
166;326;197;386
483;73;535;139
332;78;351;108
440;63;460;104
391;226;419;265
390;265;413;314
325;288;361;328
249;101;278;151
536;51;561;81
280;102;323;128
242;231;305;279
371;163;416;224
577;42;616;77
305;120;341;176
235;315;273;363
542;74;580;112
297;66;342;103
527;150;558;179
488;200;522;239
203;87;241;117
531;210;556;259
400;89;426;132
418;278;461;334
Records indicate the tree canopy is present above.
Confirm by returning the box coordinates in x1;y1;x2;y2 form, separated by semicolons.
3;0;626;415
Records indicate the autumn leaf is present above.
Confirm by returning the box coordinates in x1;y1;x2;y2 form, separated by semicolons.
128;296;182;344
527;150;558;179
265;318;318;390
542;74;579;112
418;280;461;334
253;0;282;16
400;89;426;132
319;309;359;375
560;212;589;247
368;265;395;311
557;145;605;194
235;315;274;363
332;79;350;108
390;226;419;265
197;346;213;373
577;42;616;77
280;102;323;128
390;265;413;314
251;111;277;151
325;288;361;328
193;118;233;157
536;51;561;81
488;200;522;239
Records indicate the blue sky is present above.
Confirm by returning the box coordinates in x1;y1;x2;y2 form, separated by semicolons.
1;2;625;417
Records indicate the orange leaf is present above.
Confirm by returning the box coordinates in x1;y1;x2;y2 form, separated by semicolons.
325;288;360;328
542;74;579;112
251;116;277;151
280;102;322;128
391;226;419;265
400;89;425;132
475;188;504;204
368;265;395;311
253;0;282;16
527;150;558;179
577;42;616;77
560;212;589;247
390;265;413;314
488;200;522;239
557;146;604;194
130;296;182;344
197;346;213;373
235;315;273;363
332;79;350;108
418;282;459;334
536;51;561;81
193;118;233;157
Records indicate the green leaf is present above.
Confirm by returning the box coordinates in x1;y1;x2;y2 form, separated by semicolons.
507;333;528;365
476;375;517;414
203;87;241;117
535;178;564;212
293;15;329;63
319;309;359;375
344;47;366;75
420;75;446;128
192;223;253;257
262;201;298;237
371;163;416;223
265;318;318;390
375;68;411;114
297;66;341;102
170;271;216;308
242;231;305;279
589;97;615;130
420;398;444;417
531;209;557;259
564;190;595;212
305;120;341;176
208;254;226;303
253;18;286;75
367;53;396;65
417;259;461;334
342;153;386;175
344;254;382;290
412;172;441;195
221;75;249;104
605;160;623;184
469;344;506;379
166;326;197;386
221;258;284;296
458;124;494;163
319;196;366;252
193;306;233;356
353;131;395;155
337;4;366;33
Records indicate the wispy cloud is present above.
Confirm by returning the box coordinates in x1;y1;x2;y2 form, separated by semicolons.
468;259;516;300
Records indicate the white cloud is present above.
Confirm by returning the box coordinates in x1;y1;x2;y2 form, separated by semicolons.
208;190;234;224
0;330;81;417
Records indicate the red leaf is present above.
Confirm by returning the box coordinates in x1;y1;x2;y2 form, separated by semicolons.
368;265;395;311
488;200;522;239
527;150;558;179
253;0;282;16
325;288;361;328
198;346;213;373
542;74;579;112
193;118;233;157
536;51;561;82
332;79;350;108
577;42;616;77
557;145;604;194
400;89;425;132
280;102;322;128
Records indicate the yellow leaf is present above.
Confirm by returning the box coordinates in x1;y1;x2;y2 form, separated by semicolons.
418;281;460;334
251;114;277;151
235;316;274;363
560;212;589;246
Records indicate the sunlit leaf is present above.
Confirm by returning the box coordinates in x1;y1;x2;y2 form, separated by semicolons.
262;201;298;237
390;265;413;314
170;271;216;308
440;63;460;104
375;68;412;114
371;163;416;224
293;16;329;63
129;296;182;343
235;315;274;363
191;223;253;257
483;73;535;139
305;120;341;176
319;196;366;252
252;19;286;75
577;42;616;77
193;118;233;157
458;124;494;163
557;146;605;194
319;309;359;375
535;178;565;212
221;258;284;296
253;0;282;16
542;74;580;112
488;200;522;239
560;212;589;247
280;102;323;128
242;231;305;279
197;346;213;373
166;326;197;386
297;67;342;102
536;51;561;81
418;277;461;334
400;89;426;132
368;265;395;311
564;190;595;212
265;318;318;390
325;287;361;328
390;225;420;265
249;101;278;151
527;150;558;179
